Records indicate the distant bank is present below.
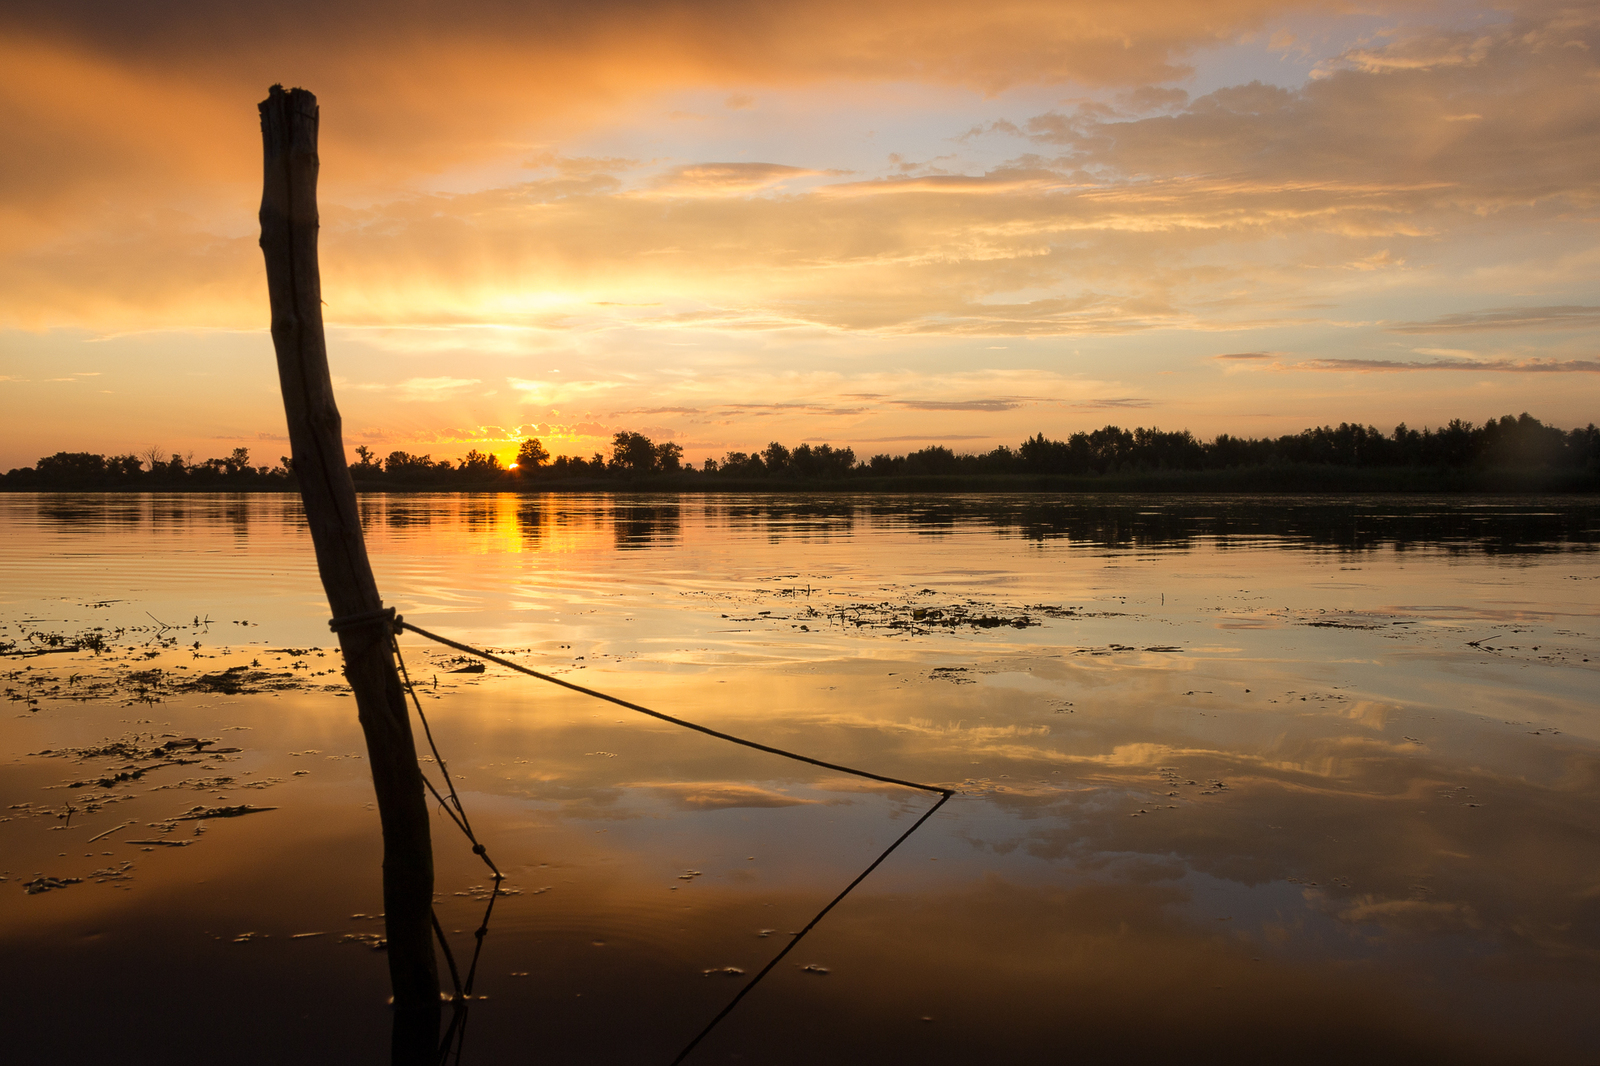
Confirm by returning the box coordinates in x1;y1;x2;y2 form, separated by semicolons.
5;413;1596;494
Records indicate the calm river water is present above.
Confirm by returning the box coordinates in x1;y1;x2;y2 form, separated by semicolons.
2;492;1597;1065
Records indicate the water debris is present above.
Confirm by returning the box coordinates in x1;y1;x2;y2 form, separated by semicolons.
91;862;135;885
907;606;1037;629
1302;616;1385;630
2;627;115;657
34;736;219;761
24;875;82;894
31;734;238;796
339;932;387;950
799;964;830;975
452;884;522;901
707;587;1053;635
149;775;278;791
5;628;342;706
173;804;277;820
701;967;746;978
290;932;325;939
86;820;134;843
189;666;302;695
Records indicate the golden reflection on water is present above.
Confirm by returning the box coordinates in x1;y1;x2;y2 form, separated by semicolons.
1;493;1597;1064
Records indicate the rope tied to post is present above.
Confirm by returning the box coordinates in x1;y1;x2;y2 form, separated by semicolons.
331;605;501;1063
333;607;955;1065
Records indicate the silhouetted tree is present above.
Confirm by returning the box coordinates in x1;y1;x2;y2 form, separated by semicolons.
515;438;550;472
610;432;658;474
459;450;504;476
654;441;683;473
762;441;791;476
904;445;958;475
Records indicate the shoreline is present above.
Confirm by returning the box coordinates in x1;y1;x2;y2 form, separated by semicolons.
2;466;1597;496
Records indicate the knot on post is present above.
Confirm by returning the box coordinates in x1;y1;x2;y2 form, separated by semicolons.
328;606;401;634
472;843;487;855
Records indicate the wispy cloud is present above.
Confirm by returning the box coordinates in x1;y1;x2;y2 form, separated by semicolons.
890;399;1024;411
854;434;992;442
643;162;824;198
1070;397;1154;408
386;377;485;400
1386;306;1600;334
1294;358;1600;374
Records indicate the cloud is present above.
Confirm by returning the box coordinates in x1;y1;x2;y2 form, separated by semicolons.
644;162;823;198
1023;14;1600;221
393;376;483;400
1071;397;1154;408
507;377;628;403
890;399;1025;411
854;434;992;442
1213;351;1274;360
711;401;872;416
6;7;1598;343
0;0;1298;297
1292;358;1600;373
1386;306;1600;334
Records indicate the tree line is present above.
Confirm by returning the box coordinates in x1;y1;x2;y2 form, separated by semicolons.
3;414;1596;490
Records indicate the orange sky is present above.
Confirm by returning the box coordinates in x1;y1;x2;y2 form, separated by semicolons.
1;0;1596;468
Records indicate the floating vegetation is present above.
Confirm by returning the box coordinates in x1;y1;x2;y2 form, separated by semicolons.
452;883;522;901
24;875;82;895
31;735;237;795
90;861;135;886
690;580;1074;637
2;627;118;657
174;804;277;820
339;932;388;950
830;601;1041;632
0;619;344;712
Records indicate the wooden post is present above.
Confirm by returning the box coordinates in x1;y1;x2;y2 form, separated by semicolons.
257;85;441;1052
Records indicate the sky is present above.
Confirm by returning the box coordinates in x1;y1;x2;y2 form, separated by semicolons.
1;0;1597;469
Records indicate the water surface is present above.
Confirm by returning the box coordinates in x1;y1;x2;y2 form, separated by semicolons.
2;492;1597;1064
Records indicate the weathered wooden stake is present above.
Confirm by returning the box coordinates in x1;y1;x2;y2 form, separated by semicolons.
258;85;441;1051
